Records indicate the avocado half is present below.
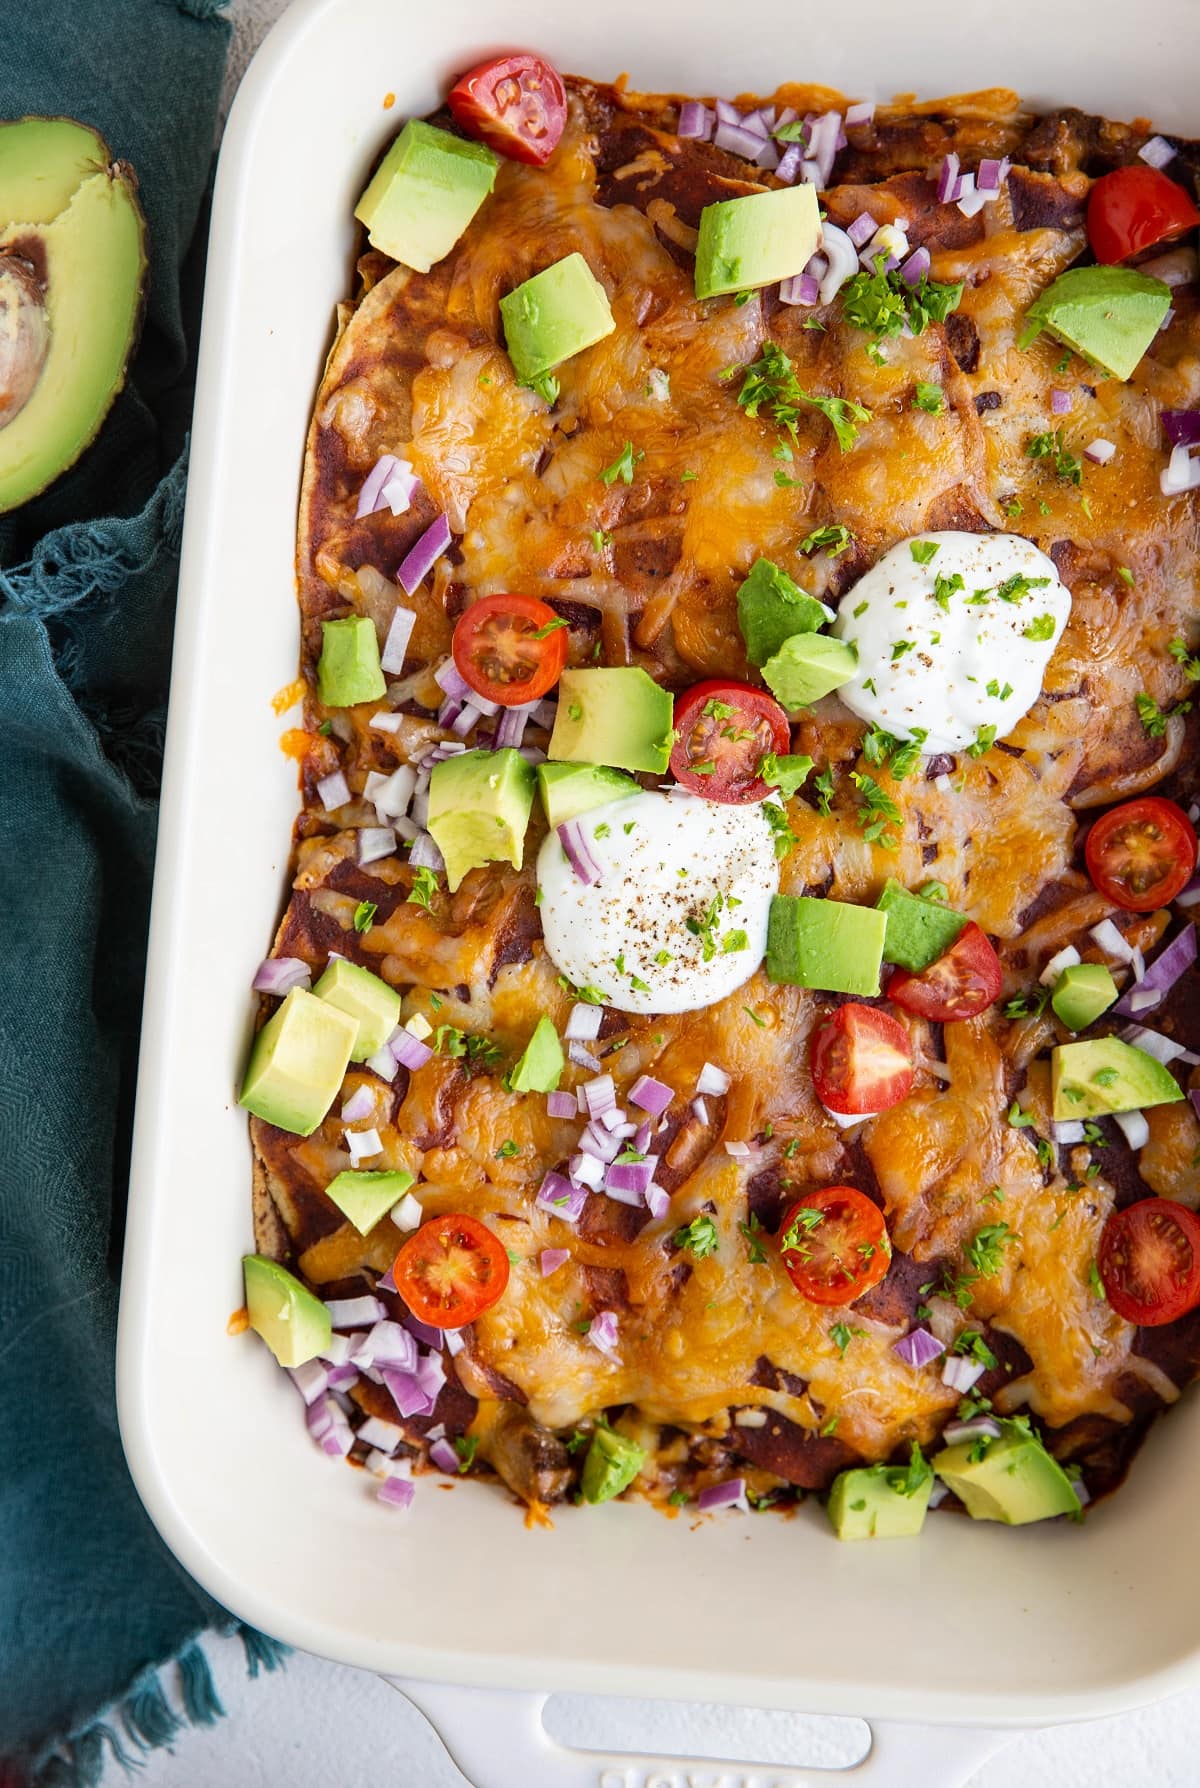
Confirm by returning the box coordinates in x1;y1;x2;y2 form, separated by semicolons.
0;117;147;513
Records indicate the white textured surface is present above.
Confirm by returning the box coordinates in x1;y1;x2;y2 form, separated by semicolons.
119;4;1200;1781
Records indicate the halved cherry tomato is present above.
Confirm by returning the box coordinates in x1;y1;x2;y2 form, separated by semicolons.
887;922;1003;1022
452;593;568;706
447;53;567;166
810;1004;914;1115
392;1213;510;1328
1098;1198;1200;1326
778;1186;892;1306
1084;796;1198;912
670;679;790;802
1087;165;1200;264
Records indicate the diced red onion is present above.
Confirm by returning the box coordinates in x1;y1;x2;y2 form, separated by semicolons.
645;1185;670;1220
398;1314;443;1351
449;701;485;739
1084;438;1117;465
376;1265;397;1295
1161;443;1200;495
606;1158;656;1196
558;819;603;886
894;1326;946;1368
847;210;878;247
1115;923;1195;1015
630;1074;673;1116
724;1140;754;1159
319;1332;353;1366
390;1028;433;1071
547;1091;577;1119
416;1350;446;1403
697;1062;731;1097
1191;1090;1200;1123
715;120;767;159
356;454;399;519
942;1416;1002;1447
1090;917;1135;963
1132;946;1146;984
942;1354;985;1395
341;1085;375;1123
596;1106;628;1134
308;1394;354;1457
805;111;841;188
927;1480;950;1509
358;1414;403;1452
697;1477;748;1512
603;1178;645;1208
775;144;803;184
1178;874;1200;909
317;768;351;811
381;1365;433;1419
408;831;445;873
957;175;987;219
678;100;712;140
633;1119;653;1153
754;140;781;172
358;826;396;867
345;1128;382;1168
1040;944;1081;986
369;709;405;734
714;99;740;125
377;1475;416;1510
779;273;820;306
380;606;416;676
1050;388;1072;415
568;1041;603;1072
1053;1120;1085;1144
579;1122;620;1163
537;1171;587;1223
815;223;859;306
325;1361;360;1390
540;1247;569;1277
1139;134;1175;169
355;1321;418;1372
976;157;1007;193
288;1359;330;1406
494;704;534;750
1119;1024;1195;1066
434;659;471;701
845;100;876;127
367;765;415;820
253;956;311;996
325;1294;386;1329
937;152;962;204
583;1074;616;1117
1142;249;1198;288
569;1151;606;1190
738;109;769;138
1163;410;1200;448
588;1309;621;1359
692;1096;710;1125
428;1437;460;1474
805;251;830;282
390;1190;423;1232
1114;1109;1150;1150
529;697;558;730
398;513;451;596
565;1004;603;1043
899;246;930;287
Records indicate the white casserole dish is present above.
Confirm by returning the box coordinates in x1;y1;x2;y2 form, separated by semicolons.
117;1;1200;1782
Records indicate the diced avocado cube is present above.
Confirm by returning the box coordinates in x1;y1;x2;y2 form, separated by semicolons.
766;895;887;996
932;1418;1080;1525
761;633;858;711
1018;265;1171;382
354;119;498;273
324;1168;415;1236
547;667;674;774
500;252;616;383
317;615;386;707
828;1445;933;1540
240;988;358;1136
877;878;968;973
581;1425;646;1504
694;183;821;299
736;557;834;668
427;747;536;892
508;1015;564;1094
242;1255;332;1368
1051;1036;1184;1120
1051;962;1119;1032
537;761;640;829
313;958;402;1062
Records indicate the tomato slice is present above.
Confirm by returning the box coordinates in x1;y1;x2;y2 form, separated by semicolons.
670;678;791;803
1087;165;1200;264
452;594;568;706
447;53;567;166
886;922;1003;1023
392;1212;510;1327
1098;1198;1200;1326
1084;796;1198;912
810;1003;914;1115
778;1186;892;1306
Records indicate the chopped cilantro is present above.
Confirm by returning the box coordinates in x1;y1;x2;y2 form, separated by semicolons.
1167;636;1200;679
1022;613;1057;642
799;523;855;557
674;1213;720;1258
407;866;439;911
495;1139;520;1159
780;1206;825;1253
353;900;377;934
757;751;814;798
850;770;902;849
1136;690;1191;736
910;540;940;565
738;1212;768;1264
966;724;997;758
532;616;570;639
732;341;871;450
830;1321;867;1357
454;1434;480;1472
763;800;799;858
913;380;945;414
1026;428;1083;486
743;1005;766;1027
600;441;642;486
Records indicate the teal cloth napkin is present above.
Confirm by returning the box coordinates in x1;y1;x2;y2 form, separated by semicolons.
0;5;285;1783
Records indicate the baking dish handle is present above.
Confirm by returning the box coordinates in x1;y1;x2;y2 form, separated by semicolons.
389;1678;1015;1788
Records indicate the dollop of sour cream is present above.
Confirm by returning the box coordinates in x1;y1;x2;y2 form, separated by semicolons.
831;531;1071;753
537;789;780;1016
